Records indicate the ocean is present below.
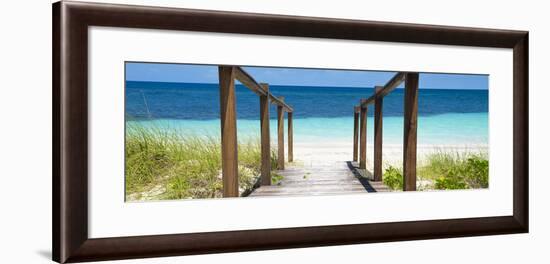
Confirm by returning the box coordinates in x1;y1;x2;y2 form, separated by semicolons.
126;81;488;145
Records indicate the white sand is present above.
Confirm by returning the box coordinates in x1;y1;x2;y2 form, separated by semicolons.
289;141;488;170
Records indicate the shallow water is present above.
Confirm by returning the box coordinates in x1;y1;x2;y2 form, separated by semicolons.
127;112;487;145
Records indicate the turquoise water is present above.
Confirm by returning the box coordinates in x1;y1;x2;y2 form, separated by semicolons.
126;81;488;146
127;112;488;145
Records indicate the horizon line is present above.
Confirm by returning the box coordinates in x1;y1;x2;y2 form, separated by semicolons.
125;80;489;90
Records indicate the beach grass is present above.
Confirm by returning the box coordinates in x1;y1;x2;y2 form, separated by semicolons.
383;150;489;191
125;124;278;201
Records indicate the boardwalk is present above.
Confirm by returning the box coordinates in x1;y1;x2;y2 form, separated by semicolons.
214;66;416;196
249;161;389;197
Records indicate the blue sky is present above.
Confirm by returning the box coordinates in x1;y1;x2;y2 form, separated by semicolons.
125;62;488;90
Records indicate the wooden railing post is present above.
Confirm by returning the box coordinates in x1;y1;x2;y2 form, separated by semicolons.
403;73;419;191
359;99;368;170
353;106;359;162
218;66;239;197
277;97;285;170
259;83;271;186
374;86;384;181
288;111;293;162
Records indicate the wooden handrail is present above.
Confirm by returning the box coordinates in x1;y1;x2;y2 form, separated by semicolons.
234;66;293;112
234;66;267;97
377;72;407;98
360;72;407;108
269;93;293;112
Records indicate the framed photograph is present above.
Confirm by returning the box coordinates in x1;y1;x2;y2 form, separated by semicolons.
53;1;528;263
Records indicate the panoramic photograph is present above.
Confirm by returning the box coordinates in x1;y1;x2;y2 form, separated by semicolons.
125;62;489;201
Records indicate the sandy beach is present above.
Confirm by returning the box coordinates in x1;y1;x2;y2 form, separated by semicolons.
291;141;488;169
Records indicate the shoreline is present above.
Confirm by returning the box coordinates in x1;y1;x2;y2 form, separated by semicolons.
127;119;488;168
290;142;488;168
126;112;489;146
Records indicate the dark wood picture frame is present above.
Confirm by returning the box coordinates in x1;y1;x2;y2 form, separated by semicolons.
53;1;529;263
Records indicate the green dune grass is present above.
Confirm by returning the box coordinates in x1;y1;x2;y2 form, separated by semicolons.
383;150;489;191
125;124;279;201
126;123;489;200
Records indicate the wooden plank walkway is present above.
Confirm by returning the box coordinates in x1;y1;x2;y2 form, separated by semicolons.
249;161;390;197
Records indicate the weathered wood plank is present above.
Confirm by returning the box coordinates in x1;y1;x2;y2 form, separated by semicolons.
255;184;369;191
279;173;355;178
279;170;355;175
359;99;368;170
277;97;285;170
248;161;391;197
403;72;419;191
279;176;357;182
249;190;368;197
260;83;271;186
374;86;383;181
288;111;293;162
278;179;366;185
218;66;239;197
279;177;358;183
353;106;360;162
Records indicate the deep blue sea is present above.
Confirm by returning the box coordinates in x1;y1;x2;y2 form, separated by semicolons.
126;81;488;145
